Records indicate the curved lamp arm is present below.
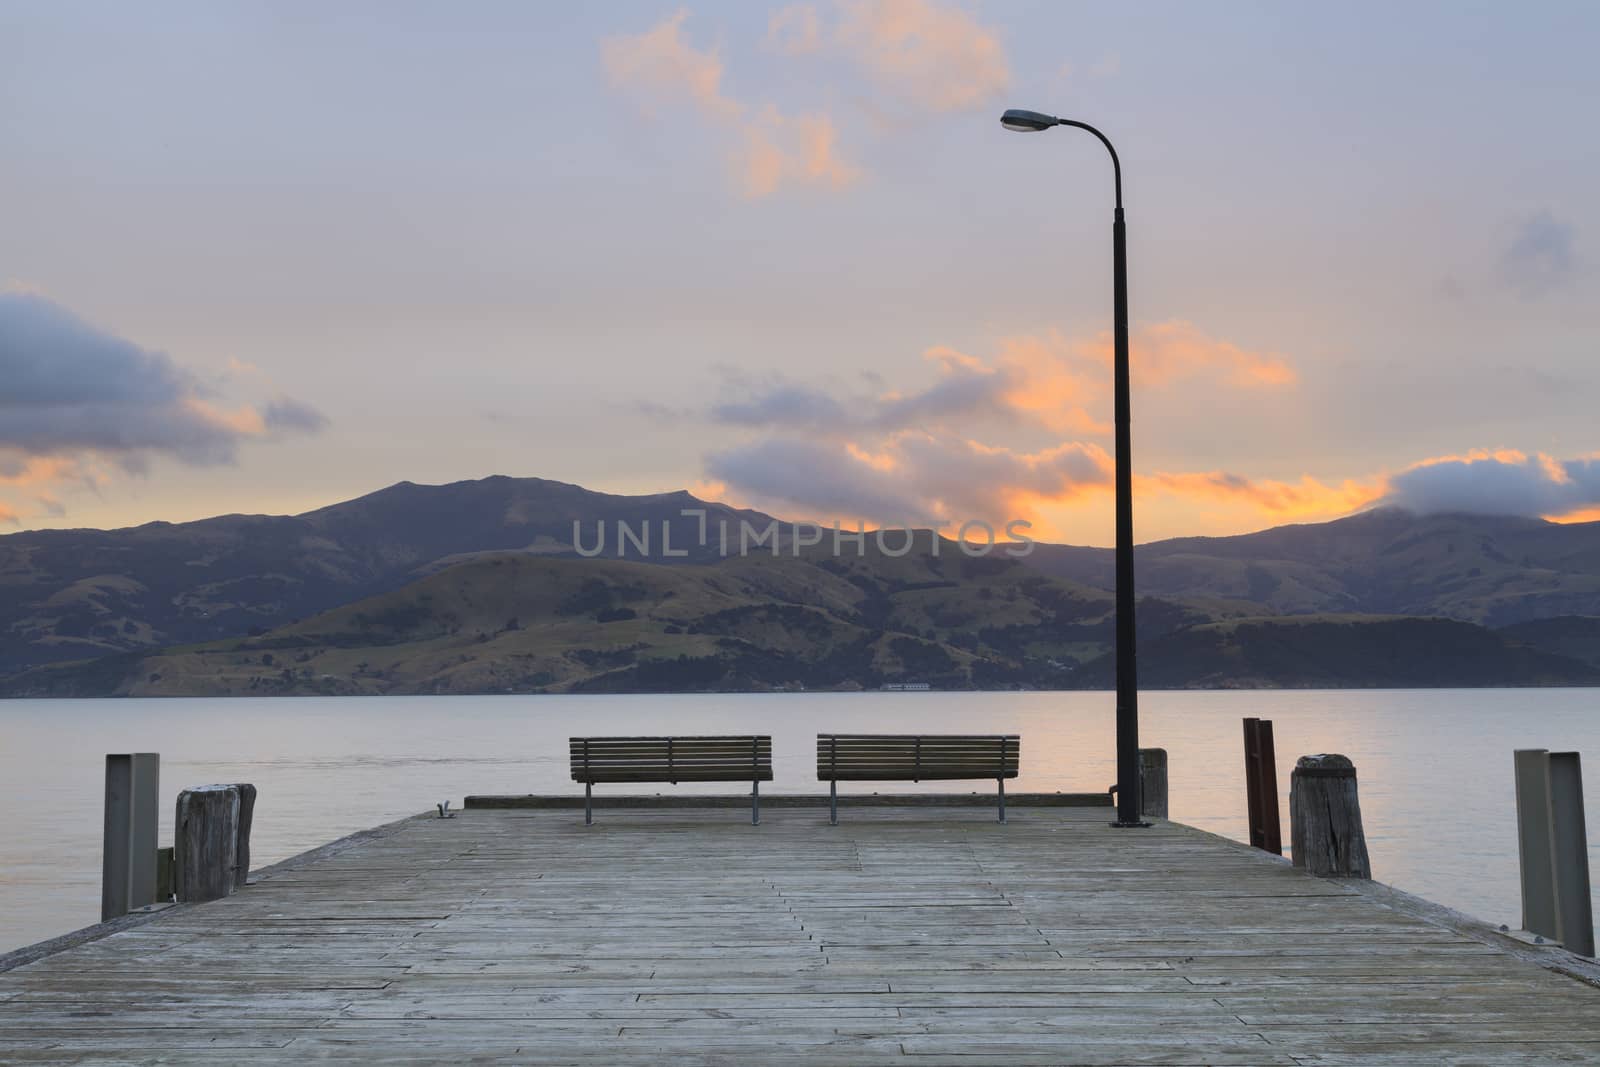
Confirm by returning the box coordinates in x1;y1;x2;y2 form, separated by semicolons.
1000;109;1122;209
1052;119;1122;210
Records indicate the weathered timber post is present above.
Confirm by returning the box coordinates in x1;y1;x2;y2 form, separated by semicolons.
1289;754;1371;878
175;785;240;904
1138;747;1168;819
233;782;257;888
156;846;175;903
1242;718;1282;854
102;753;160;920
1514;749;1595;955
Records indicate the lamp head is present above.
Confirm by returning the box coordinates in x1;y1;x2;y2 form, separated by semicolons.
1000;108;1058;132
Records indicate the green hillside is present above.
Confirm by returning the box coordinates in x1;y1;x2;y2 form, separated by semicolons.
9;551;1597;697
1;545;1188;696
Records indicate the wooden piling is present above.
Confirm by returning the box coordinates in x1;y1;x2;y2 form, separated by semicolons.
1138;747;1168;819
234;782;257;888
155;846;174;903
175;785;240;904
1289;753;1371;878
1242;718;1282;854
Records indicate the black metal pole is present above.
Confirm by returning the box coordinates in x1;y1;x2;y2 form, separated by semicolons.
1050;118;1146;829
1110;204;1146;828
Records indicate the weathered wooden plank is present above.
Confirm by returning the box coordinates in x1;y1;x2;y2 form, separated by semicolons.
4;804;1599;1065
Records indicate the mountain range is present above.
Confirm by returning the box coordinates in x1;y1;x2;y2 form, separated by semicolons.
3;475;1599;695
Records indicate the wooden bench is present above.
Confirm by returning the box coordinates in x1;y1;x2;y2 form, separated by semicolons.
817;734;1020;824
570;736;773;825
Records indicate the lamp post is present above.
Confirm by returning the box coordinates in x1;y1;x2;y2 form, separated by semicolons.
1001;108;1148;828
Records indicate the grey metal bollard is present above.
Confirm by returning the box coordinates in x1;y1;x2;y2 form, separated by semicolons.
1138;748;1168;819
1289;754;1371;878
1515;749;1559;940
102;753;160;920
1514;749;1595;956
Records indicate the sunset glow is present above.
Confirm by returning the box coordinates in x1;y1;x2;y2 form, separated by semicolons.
0;3;1595;546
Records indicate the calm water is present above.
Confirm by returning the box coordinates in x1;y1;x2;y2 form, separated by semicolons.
2;689;1597;954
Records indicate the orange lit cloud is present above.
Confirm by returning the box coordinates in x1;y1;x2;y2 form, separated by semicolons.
834;0;1009;111
739;107;858;197
700;440;1600;544
602;10;858;198
701;321;1314;537
0;454;90;488
1140;471;1383;518
600;9;740;119
1076;320;1297;389
696;315;1600;541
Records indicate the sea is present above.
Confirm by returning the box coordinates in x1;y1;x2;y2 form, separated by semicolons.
2;689;1597;954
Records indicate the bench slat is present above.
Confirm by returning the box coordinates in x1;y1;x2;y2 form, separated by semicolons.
570;735;771;785
816;734;1020;783
576;770;776;783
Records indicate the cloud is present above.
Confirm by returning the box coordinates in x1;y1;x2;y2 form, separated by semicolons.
600;9;739;119
0;290;326;522
705;432;1112;526
263;395;331;433
697;335;1600;535
1141;451;1600;526
738;106;858;197
710;383;855;431
1382;450;1600;520
1140;471;1383;518
602;10;858;197
705;436;932;520
0;453;89;488
708;320;1290;440
708;347;1046;438
1500;211;1579;298
834;0;1009;111
697;321;1308;531
767;3;823;54
1077;320;1296;389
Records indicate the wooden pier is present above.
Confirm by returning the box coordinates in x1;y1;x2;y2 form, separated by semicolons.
6;803;1600;1064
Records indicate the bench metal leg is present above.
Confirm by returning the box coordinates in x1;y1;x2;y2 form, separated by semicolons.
830;780;838;825
752;780;760;826
585;782;592;826
998;778;1006;824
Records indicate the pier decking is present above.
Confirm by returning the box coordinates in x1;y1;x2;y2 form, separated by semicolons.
6;805;1600;1064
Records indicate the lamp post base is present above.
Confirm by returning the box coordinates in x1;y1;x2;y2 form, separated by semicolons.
1110;819;1153;829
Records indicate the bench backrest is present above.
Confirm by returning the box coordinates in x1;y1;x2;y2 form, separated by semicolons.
570;736;774;784
817;734;1020;782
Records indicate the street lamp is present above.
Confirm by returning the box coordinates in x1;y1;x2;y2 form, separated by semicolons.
1000;107;1148;829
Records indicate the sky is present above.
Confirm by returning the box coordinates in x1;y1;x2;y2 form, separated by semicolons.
2;1;1598;545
